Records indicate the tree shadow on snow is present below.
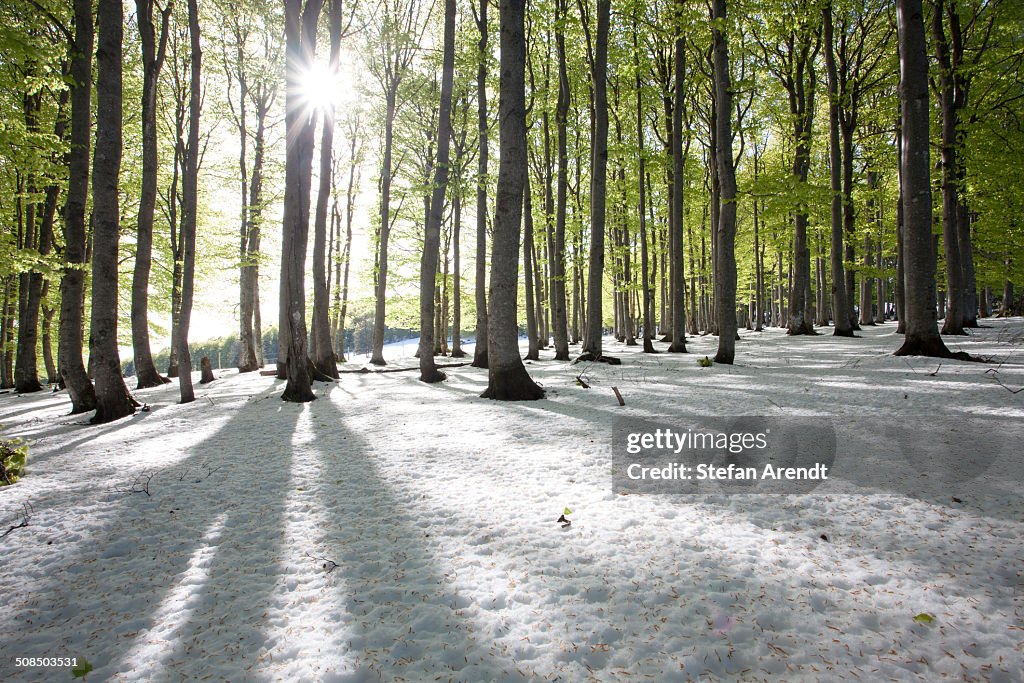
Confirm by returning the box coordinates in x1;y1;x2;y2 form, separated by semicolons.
0;383;297;682
302;390;532;682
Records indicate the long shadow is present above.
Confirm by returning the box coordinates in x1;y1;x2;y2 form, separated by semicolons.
303;390;531;681
0;382;297;682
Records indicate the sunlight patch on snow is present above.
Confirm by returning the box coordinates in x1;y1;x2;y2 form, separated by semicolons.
258;405;360;680
111;512;228;679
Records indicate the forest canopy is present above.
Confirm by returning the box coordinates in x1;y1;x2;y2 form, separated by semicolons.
0;0;1022;415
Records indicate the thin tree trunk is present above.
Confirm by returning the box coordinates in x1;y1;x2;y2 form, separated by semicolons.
634;23;656;353
524;174;540;360
311;0;343;378
177;0;202;404
668;19;687;353
932;0;966;335
824;2;853;336
418;0;455;383
132;0;172;388
371;93;396;367
472;0;490;369
550;0;571;360
582;0;610;358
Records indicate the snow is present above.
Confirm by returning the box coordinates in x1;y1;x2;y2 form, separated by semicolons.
1;319;1023;681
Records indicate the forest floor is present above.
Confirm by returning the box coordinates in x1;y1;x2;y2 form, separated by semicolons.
1;319;1022;682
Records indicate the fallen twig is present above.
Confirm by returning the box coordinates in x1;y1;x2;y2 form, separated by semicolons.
117;474;153;496
306;551;340;573
1;502;33;538
984;368;1024;395
612;386;625;406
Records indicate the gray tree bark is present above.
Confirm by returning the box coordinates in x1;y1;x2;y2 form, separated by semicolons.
472;0;490;369
582;0;610;358
90;0;137;423
311;0;343;379
176;0;202;404
481;0;543;400
418;0;456;383
824;2;853;336
58;0;97;413
131;0;173;389
668;16;687;353
280;0;322;401
894;0;954;358
711;0;738;364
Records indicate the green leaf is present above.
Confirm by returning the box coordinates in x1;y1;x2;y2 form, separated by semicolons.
563;507;572;516
913;613;935;624
71;658;93;678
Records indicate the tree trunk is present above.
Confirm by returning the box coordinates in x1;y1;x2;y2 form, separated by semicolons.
668;17;687;353
895;122;906;333
280;0;322;401
418;0;455;383
481;0;543;400
894;0;954;358
932;0;966;336
371;92;396;367
824;3;853;336
550;0;571;360
711;0;738;364
582;0;610;357
176;0;202;405
132;0;172;389
90;0;137;423
334;119;359;360
524;176;540;361
472;0;490;369
57;0;97;412
240;92;268;371
1;279;12;389
14;98;46;395
311;0;343;379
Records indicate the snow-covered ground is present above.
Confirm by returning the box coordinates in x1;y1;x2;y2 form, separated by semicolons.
1;320;1022;682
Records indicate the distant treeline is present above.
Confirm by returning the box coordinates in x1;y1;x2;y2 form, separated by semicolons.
121;314;430;376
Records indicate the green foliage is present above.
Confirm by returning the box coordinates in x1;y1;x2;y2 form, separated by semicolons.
0;436;28;486
698;356;713;367
71;657;93;678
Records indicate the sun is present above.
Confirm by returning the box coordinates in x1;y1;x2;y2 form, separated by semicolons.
298;61;338;114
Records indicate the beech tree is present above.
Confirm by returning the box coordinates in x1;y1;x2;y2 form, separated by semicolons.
175;0;201;404
894;0;954;358
756;1;822;336
90;0;137;423
310;0;346;379
367;0;431;366
130;0;174;389
471;0;490;369
56;0;96;413
823;0;853;336
279;0;322;402
417;0;455;384
222;1;279;373
581;0;610;359
711;0;738;363
481;0;543;400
